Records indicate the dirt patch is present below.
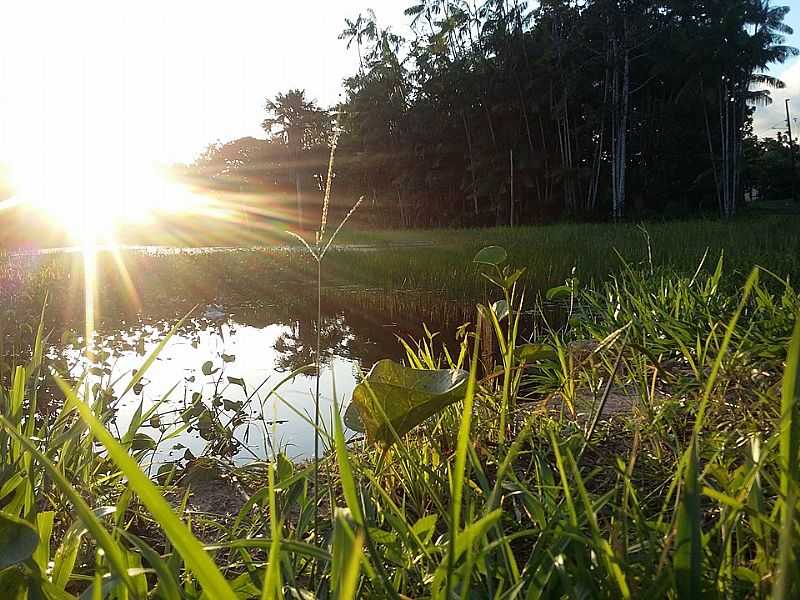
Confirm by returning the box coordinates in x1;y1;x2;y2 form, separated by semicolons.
181;478;249;516
548;385;655;425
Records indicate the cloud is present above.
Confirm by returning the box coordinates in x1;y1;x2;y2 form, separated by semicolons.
753;58;800;139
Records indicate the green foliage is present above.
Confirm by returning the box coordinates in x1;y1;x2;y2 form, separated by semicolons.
318;0;798;223
473;245;507;267
348;358;468;446
1;244;800;598
744;135;797;202
0;512;39;570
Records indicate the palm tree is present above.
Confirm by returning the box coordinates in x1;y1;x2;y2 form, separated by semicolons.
714;0;797;217
338;11;378;74
262;90;328;229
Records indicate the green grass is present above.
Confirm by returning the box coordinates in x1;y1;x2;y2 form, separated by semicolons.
328;214;800;296
1;242;799;598
2;215;799;329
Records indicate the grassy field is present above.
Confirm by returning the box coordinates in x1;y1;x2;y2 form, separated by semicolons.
3;214;799;307
330;214;800;294
1;215;800;597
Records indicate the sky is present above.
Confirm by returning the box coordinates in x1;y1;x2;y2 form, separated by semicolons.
748;0;800;137
1;0;800;180
0;0;408;173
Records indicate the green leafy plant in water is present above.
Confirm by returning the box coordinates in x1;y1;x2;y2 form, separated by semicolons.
345;359;468;446
474;245;528;445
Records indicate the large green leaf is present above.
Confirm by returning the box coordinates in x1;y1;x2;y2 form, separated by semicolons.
473;246;507;266
0;511;39;570
348;359;469;446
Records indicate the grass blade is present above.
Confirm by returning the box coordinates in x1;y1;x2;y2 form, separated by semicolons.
54;376;236;599
445;322;481;598
675;439;702;599
337;533;364;600
0;415;135;595
776;318;800;599
333;396;363;526
261;463;283;600
119;530;181;600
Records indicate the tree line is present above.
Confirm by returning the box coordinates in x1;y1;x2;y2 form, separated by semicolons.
182;0;797;229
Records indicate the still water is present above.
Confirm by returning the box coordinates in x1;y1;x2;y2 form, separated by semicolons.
53;293;470;465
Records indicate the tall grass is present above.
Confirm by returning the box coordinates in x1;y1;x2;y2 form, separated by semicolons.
2;215;800;324
287;133;363;580
1;246;799;597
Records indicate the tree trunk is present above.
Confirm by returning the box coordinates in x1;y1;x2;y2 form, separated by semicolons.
510;148;515;226
619;47;630;217
611;34;630;220
398;189;405;228
462;111;480;216
560;99;577;212
701;79;723;214
538;114;552;206
295;165;303;229
552;17;576;213
717;77;738;219
588;53;611;212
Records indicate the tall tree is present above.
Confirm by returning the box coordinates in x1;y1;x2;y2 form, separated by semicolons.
338;11;378;74
685;0;797;217
196;1;796;230
262;90;331;228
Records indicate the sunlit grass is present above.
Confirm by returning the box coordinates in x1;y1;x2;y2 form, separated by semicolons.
1;190;800;597
1;254;799;597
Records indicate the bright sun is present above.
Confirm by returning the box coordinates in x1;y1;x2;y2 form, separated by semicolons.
8;150;203;243
5;148;215;340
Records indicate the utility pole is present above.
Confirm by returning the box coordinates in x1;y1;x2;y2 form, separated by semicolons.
786;99;797;202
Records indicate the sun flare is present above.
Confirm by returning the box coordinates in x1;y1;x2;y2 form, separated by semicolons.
7;152;207;243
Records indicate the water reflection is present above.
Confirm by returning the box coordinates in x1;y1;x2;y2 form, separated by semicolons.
52;292;470;464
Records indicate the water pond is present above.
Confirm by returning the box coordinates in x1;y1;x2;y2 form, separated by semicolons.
47;286;471;466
